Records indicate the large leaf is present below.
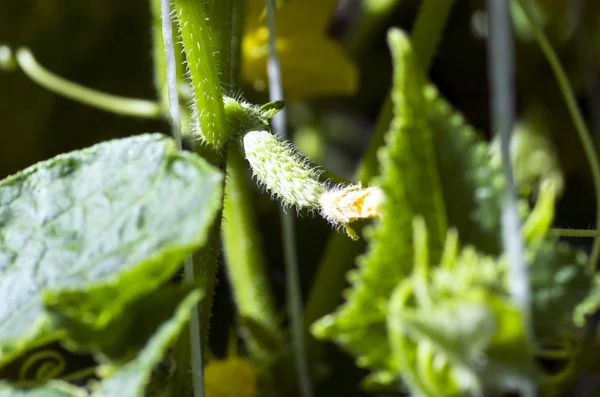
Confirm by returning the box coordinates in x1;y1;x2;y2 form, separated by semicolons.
0;134;222;365
0;289;201;397
388;257;531;396
425;86;503;255
312;28;506;387
313;29;448;373
526;239;593;391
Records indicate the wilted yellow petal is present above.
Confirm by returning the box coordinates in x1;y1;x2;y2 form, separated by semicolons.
242;32;358;100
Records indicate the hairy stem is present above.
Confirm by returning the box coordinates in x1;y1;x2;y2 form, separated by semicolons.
219;0;281;364
193;0;246;337
551;228;600;238
175;0;227;147
222;144;283;360
207;0;244;93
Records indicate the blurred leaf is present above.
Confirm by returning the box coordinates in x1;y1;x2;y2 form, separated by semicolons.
529;240;592;337
490;104;564;197
511;0;576;45
49;284;199;362
386;224;530;397
0;134;222;365
258;100;285;120
313;28;447;373
574;274;600;326
526;239;593;392
91;289;201;397
425;85;504;254
389;295;527;396
522;180;556;246
312;28;507;387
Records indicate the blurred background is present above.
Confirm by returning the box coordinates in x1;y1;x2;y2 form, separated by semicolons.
3;0;600;395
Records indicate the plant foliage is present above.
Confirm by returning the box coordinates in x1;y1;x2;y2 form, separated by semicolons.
312;28;600;395
0;134;221;393
3;1;600;396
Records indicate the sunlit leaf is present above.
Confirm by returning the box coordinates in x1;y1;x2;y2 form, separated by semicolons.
312;27;507;387
0;134;222;365
425;86;504;254
312;28;447;373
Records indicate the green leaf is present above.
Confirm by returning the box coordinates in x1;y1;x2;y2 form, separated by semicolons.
529;240;592;339
424;86;504;255
489;105;564;198
49;284;199;362
384;225;531;397
524;239;594;390
574;274;600;326
258;100;285;120
0;134;222;365
390;295;531;396
313;28;448;372
510;0;575;44
388;297;491;396
312;27;508;386
522;180;556;246
0;289;201;397
175;0;227;148
91;289;201;397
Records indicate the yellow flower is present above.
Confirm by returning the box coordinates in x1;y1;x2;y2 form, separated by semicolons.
242;0;358;100
204;357;257;397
